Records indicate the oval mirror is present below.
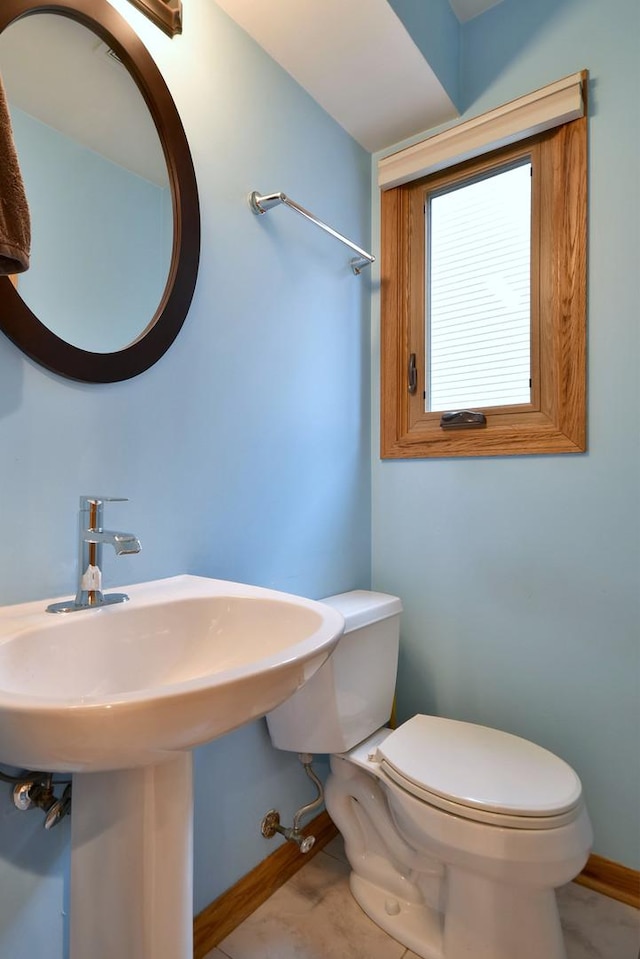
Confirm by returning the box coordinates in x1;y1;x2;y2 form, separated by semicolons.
0;0;200;382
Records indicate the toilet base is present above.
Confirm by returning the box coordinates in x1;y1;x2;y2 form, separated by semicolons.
440;866;567;959
351;867;568;959
350;873;443;959
327;748;577;959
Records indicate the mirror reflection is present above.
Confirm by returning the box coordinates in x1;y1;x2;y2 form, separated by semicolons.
0;13;172;353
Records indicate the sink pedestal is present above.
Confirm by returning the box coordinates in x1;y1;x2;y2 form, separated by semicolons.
70;753;193;959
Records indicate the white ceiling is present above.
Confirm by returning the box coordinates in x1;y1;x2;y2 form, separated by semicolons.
215;0;458;153
1;0;505;170
215;0;504;153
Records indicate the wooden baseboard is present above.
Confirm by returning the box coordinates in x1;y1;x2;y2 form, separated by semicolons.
575;853;640;909
193;821;638;958
193;811;338;958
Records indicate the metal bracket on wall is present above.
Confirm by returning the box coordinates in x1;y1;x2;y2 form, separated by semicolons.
126;0;182;37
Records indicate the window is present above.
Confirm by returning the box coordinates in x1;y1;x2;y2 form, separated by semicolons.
427;159;532;412
380;73;587;459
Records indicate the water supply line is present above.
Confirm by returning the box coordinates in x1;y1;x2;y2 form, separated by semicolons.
2;766;72;829
249;190;375;275
261;753;324;854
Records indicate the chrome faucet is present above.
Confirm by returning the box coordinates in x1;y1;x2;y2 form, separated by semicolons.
47;496;141;613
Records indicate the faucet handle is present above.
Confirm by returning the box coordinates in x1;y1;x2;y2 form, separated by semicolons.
79;495;128;509
79;496;130;530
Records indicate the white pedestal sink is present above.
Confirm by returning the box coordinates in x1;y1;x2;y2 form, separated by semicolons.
0;575;345;959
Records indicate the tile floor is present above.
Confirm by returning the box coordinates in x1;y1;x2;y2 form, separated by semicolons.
205;837;640;959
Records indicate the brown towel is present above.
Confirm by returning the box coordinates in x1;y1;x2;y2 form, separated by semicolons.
0;70;31;275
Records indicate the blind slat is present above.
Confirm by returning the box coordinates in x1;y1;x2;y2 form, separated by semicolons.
427;161;531;412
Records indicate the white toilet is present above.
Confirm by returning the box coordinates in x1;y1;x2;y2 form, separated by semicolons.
266;590;593;959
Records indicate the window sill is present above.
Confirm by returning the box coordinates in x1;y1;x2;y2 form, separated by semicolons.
381;410;587;459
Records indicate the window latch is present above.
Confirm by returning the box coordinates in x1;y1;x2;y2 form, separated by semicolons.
408;353;417;394
440;410;487;430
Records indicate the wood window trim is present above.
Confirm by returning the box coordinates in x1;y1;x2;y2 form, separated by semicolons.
380;109;587;460
378;71;585;191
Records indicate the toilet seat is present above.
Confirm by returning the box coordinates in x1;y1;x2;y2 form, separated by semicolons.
376;715;583;830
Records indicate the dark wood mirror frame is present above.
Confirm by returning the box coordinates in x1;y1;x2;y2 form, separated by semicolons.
127;0;182;38
0;0;200;382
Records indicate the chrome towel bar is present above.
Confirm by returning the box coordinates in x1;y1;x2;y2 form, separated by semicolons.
249;190;375;275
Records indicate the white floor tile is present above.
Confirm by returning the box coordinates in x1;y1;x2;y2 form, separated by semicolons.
217;851;406;959
558;882;640;959
322;834;348;864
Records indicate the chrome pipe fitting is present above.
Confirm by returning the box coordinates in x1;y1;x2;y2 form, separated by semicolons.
260;809;315;854
260;754;325;854
11;773;71;829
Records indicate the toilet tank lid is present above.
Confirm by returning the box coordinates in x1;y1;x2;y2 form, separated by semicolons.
320;590;402;633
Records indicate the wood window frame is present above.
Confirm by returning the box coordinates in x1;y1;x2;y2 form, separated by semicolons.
380;103;587;459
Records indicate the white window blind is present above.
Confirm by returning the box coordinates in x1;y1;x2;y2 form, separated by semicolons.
427;161;531;412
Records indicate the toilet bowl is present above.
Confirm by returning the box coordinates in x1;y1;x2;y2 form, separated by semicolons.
266;590;592;959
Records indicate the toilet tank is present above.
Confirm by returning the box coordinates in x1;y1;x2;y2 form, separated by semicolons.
266;590;402;754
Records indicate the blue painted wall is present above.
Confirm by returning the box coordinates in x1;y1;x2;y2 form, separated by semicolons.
0;0;371;952
11;107;171;352
372;0;640;870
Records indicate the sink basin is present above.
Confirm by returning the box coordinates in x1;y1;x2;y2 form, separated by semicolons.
0;573;345;958
0;574;344;772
